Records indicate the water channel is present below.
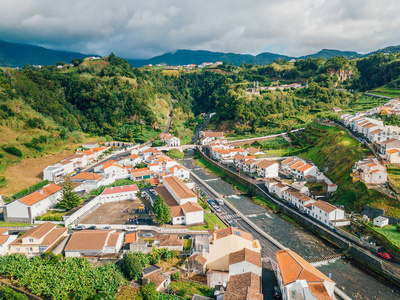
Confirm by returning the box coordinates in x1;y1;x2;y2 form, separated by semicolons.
181;153;400;300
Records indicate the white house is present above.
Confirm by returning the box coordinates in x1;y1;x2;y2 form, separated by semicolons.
100;184;138;203
255;160;279;178
4;184;63;223
0;228;17;256
281;157;318;179
308;200;349;228
160;133;181;147
9;222;68;256
228;247;262;277
276;249;336;300
246;147;265;156
102;163;129;180
352;158;387;184
64;230;124;257
130;168;155;181
117;154;142;167
385;148;400;164
373;216;389;228
163;165;190;181
70;172;112;191
43;165;65;183
154;176;203;225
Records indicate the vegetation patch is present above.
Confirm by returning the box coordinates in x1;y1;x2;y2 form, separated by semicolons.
189;213;226;230
252;196;280;212
168;281;213;299
9;180;50;202
35;210;66;222
167;149;184;159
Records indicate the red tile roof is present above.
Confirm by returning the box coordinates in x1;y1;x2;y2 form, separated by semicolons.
101;184;138;195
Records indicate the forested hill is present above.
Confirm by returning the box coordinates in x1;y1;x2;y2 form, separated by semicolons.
0;40;89;68
3;39;400;68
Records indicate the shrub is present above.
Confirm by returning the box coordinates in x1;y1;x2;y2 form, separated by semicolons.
26;117;45;129
3;146;23;157
171;271;181;280
0;285;28;300
11;180;50;201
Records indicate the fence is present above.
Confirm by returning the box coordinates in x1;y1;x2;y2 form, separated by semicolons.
63;196;101;226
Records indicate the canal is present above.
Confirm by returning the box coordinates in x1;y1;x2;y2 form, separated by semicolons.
181;152;400;300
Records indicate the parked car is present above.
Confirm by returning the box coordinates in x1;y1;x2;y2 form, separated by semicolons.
124;225;138;231
74;225;86;230
87;226;97;230
378;252;392;260
149;189;157;195
236;168;240;172
226;217;232;223
230;222;237;228
102;226;111;230
214;206;221;213
142;233;154;237
273;286;281;298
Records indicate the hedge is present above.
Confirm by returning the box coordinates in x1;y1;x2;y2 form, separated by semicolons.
2;146;23;157
10;180;50;201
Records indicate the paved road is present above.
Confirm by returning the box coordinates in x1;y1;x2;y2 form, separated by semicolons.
191;174;281;260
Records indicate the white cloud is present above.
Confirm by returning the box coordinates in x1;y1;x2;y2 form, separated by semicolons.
0;0;399;59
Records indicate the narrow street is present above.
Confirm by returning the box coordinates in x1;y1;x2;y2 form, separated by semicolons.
181;153;400;300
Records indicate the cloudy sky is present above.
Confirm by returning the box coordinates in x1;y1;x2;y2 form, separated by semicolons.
0;0;399;59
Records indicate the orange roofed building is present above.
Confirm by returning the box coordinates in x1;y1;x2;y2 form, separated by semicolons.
275;249;336;300
4;184;63;223
9;222;68;256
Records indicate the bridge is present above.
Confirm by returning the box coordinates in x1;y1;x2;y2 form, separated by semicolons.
154;144;198;152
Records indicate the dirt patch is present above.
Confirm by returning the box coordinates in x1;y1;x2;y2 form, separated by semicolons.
0;148;77;197
81;199;154;225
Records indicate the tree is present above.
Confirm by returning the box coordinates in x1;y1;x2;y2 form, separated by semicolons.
58;177;81;210
71;58;83;66
153;195;171;224
141;282;158;300
122;252;143;280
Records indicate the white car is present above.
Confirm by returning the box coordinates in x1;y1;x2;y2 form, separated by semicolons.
149;189;157;195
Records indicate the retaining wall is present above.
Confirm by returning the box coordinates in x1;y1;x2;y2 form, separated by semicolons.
197;148;400;287
63;196;100;226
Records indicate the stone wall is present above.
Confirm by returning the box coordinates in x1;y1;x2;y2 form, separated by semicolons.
363;205;400;225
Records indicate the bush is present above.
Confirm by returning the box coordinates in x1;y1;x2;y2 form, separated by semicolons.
171;271;181;280
0;285;28;300
397;223;400;232
122;252;143;280
26;117;45;129
3;146;23;157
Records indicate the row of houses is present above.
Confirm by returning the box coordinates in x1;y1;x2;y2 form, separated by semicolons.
265;178;349;228
43;142;110;183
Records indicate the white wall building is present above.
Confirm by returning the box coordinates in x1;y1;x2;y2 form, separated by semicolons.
4;184;63;223
308;200;348;228
100;184;139;203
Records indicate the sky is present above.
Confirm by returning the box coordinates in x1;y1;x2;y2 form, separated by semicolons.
0;0;399;59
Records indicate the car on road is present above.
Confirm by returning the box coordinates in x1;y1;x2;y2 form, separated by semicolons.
378;252;392;260
124;225;138;231
214;206;221;213
87;226;97;230
102;226;111;230
142;233;154;237
230;222;237;228
225;217;232;223
74;225;86;230
207;199;214;205
273;286;281;298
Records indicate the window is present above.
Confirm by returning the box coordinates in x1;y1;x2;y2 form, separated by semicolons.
16;248;20;252
29;238;33;243
325;213;327;216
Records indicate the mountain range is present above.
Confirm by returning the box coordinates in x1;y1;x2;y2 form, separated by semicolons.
0;39;399;68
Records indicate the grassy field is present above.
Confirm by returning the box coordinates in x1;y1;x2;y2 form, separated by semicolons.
0;140;86;197
386;164;400;189
168;281;213;299
0;221;31;227
189;213;226;230
195;158;226;178
373;225;400;247
369;85;400;98
36;210;66;221
345;95;390;113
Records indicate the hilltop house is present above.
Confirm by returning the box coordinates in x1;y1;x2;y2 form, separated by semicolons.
9;222;68;256
255;160;279;178
4;184;63;223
